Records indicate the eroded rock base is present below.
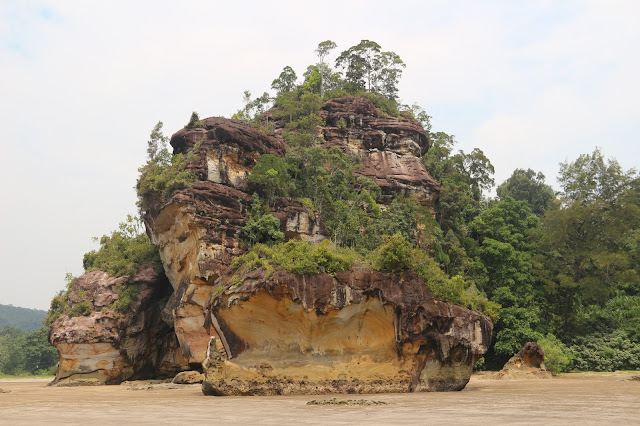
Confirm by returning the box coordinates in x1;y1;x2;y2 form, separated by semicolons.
202;273;491;395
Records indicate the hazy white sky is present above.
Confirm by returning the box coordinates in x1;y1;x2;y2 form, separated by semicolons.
1;0;638;310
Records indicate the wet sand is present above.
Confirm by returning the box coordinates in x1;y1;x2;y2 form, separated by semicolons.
1;373;638;425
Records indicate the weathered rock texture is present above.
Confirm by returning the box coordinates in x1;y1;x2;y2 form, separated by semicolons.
201;268;492;395
143;118;290;365
494;342;552;379
319;97;440;206
49;269;189;385
51;97;490;390
140;98;443;370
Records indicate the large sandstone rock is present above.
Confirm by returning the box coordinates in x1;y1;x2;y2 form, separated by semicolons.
143;98;442;368
201;268;493;395
49;268;189;385
52;97;490;391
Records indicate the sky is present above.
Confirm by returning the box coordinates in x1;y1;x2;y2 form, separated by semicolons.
1;0;638;310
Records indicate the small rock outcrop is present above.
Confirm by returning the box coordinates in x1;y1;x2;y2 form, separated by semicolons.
173;370;204;384
494;342;552;379
48;268;189;385
201;268;492;395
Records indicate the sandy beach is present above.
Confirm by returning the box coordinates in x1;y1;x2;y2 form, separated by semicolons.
1;373;639;425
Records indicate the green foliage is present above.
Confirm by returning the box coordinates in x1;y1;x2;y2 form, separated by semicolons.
497;168;555;216
271;66;297;94
569;330;640;371
83;215;160;278
110;283;140;313
411;253;499;320
241;213;285;246
335;40;405;99
366;234;497;318
369;233;413;274
184;111;205;129
45;273;75;325
540;150;639;336
0;326;57;375
69;301;92;317
492;307;543;357
247;154;291;203
232;91;273;124
537;334;572;375
315;40;337;97
558;147;637;204
229;239;360;281
136;121;198;213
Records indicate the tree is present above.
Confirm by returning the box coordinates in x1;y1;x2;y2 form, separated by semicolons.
335;40;381;92
83;215;160;278
247;154;291;204
301;65;322;94
373;51;406;100
241;214;285;246
232;91;273;123
22;327;58;374
137;122;197;213
497;168;555;216
335;40;405;99
315;40;337;98
271;66;297;95
146;121;169;161
540;149;639;337
423;132;495;267
558;147;636;204
406;104;432;133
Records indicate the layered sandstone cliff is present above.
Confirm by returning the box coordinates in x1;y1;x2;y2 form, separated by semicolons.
50;96;490;391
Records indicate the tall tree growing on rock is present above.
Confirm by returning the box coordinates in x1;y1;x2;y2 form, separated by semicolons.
335;40;405;99
271;66;297;95
315;40;337;98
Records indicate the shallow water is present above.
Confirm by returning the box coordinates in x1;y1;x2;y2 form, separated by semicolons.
1;373;638;425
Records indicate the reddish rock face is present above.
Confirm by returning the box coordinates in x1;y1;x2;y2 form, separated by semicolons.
318;97;440;206
49;269;189;385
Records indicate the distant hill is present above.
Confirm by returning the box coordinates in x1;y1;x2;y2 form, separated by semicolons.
0;304;47;332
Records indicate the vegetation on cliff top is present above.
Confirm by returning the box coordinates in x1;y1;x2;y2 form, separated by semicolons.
45;39;640;373
46;215;160;324
225;40;640;371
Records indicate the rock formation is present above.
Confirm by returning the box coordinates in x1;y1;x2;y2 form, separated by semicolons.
201;268;492;395
319;97;440;206
49;96;492;392
48;268;189;385
494;342;552;379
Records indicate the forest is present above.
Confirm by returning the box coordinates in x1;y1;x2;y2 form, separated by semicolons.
44;40;640;375
0;305;57;376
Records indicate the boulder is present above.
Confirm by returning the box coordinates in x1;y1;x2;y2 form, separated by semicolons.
173;370;204;384
494;342;553;379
